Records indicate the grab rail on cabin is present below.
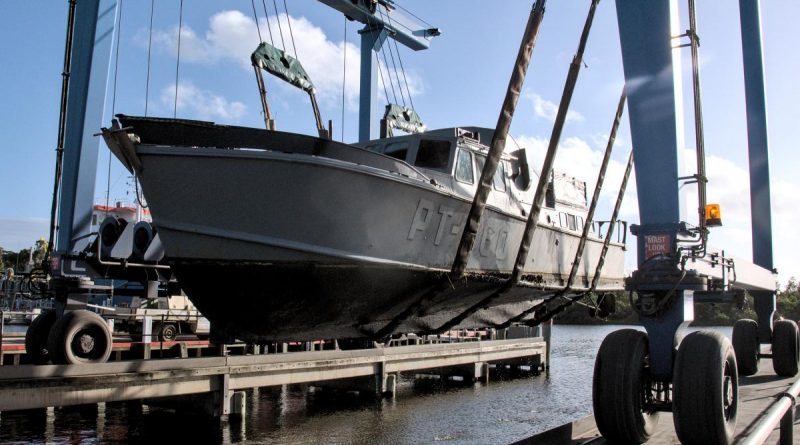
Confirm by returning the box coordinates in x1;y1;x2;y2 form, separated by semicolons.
251;42;330;139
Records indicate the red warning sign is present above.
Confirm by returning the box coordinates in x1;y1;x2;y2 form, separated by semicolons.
644;234;671;259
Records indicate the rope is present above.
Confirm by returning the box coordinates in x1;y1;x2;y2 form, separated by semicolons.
261;0;275;46
272;0;286;52
250;0;263;43
144;0;154;116
378;34;398;104
109;0;123;216
383;8;415;110
174;0;184;118
283;0;299;60
341;16;347;142
362;12;391;105
111;0;122;115
378;7;406;107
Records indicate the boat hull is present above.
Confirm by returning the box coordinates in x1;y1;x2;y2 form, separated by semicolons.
103;117;626;341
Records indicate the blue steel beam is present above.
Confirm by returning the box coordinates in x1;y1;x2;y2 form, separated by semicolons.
615;0;689;379
317;0;438;142
739;0;775;342
56;0;118;252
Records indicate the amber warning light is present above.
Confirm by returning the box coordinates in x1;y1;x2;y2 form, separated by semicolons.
705;203;722;227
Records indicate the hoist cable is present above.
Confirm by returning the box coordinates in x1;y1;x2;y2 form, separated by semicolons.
383;7;415;110
378;6;406;107
250;0;263;43
363;12;391;105
341;16;347;142
111;0;122;115
144;0;154;116
272;0;286;52
261;0;275;46
283;0;300;60
174;0;183;118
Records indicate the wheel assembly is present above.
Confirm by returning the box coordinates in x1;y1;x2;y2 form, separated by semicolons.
47;310;113;364
771;319;799;377
732;319;759;376
25;310;57;364
673;330;738;445
592;329;660;444
156;323;178;341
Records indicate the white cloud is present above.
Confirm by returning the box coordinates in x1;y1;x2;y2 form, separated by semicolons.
147;10;375;108
160;82;246;121
0;217;49;251
527;92;584;123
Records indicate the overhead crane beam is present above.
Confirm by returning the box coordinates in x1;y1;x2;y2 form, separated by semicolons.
317;0;439;142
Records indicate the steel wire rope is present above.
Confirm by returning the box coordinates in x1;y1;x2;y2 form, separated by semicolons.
108;0;123;215
341;16;347;142
144;0;154;116
382;7;416;110
282;0;300;60
261;0;275;46
250;0;263;42
377;6;407;107
363;12;391;105
173;0;183;118
378;31;398;105
271;0;287;52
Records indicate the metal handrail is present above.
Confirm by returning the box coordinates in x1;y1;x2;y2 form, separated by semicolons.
737;375;800;445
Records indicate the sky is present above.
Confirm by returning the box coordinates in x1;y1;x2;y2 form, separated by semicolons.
0;0;798;284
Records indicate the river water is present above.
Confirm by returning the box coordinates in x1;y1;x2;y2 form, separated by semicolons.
0;325;731;444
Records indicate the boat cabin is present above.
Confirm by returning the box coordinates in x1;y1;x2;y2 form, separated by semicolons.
356;127;601;239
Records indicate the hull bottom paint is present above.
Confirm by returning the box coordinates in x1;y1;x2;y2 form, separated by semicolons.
171;261;553;341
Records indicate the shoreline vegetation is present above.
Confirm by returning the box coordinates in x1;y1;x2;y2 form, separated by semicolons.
556;277;800;326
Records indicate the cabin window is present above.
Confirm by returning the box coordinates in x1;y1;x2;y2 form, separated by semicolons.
493;161;507;191
92;214;98;226
455;150;474;184
567;214;577;231
559;212;568;228
545;181;556;208
384;142;409;161
414;139;451;171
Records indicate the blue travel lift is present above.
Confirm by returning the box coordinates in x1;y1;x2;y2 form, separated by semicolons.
590;1;797;444
41;1;796;444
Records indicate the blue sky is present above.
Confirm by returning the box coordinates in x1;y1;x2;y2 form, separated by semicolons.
1;1;798;282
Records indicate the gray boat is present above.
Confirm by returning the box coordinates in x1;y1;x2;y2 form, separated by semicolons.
101;116;625;341
100;5;626;341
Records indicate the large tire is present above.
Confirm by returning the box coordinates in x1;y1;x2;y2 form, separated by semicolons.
592;329;659;444
771;319;799;377
47;310;112;364
25;310;57;364
673;331;738;445
732;319;759;376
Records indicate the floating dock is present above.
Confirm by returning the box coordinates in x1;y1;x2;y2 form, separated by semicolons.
521;358;800;444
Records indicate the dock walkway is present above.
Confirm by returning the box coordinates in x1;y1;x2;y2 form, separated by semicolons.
0;337;545;417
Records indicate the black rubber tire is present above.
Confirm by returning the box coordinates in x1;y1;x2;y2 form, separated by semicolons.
592;329;659;444
732;319;760;376
673;331;738;445
157;323;178;341
47;310;112;364
771;319;799;377
25;310;57;364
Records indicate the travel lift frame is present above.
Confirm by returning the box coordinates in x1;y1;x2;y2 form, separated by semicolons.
590;1;796;444
41;1;795;441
